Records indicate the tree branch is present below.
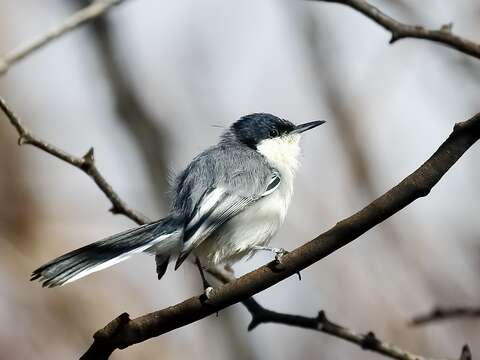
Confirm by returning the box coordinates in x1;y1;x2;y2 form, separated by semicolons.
80;1;171;205
244;298;469;360
78;112;480;359
0;0;126;76
312;0;480;60
0;96;148;225
209;268;450;360
410;306;480;326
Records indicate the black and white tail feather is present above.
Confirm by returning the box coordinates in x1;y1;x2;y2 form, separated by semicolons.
31;217;180;287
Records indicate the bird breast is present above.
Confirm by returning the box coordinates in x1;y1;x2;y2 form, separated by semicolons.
196;134;301;265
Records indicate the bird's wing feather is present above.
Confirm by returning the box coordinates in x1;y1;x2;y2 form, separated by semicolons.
174;170;281;269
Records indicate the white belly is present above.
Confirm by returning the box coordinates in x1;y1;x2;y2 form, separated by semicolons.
195;176;293;265
195;193;283;264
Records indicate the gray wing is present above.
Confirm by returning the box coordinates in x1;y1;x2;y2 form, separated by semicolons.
172;144;280;269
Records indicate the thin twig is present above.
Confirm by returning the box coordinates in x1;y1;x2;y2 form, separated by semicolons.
209;268;445;360
410;306;480;326
80;1;171;204
0;96;148;225
312;0;480;60
0;0;126;76
245;299;447;360
77;110;480;358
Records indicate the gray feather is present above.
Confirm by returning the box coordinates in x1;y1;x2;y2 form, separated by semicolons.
171;141;279;268
31;217;180;287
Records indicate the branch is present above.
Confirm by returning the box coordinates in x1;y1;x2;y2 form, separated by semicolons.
79;112;480;358
0;0;126;76
244;298;468;360
81;2;171;204
410;306;480;326
0;96;148;225
312;0;480;60
208;268;455;360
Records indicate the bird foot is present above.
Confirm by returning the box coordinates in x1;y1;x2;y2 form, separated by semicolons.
205;286;214;299
253;246;289;263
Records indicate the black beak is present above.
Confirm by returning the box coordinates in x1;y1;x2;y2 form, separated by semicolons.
291;120;326;134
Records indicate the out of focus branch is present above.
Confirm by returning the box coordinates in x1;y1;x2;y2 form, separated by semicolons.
0;96;148;225
245;298;470;360
312;0;480;60
410;306;480;326
210;268;443;360
80;2;170;205
0;0;126;76
79;112;480;359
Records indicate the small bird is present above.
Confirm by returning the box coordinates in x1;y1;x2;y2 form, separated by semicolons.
31;113;325;287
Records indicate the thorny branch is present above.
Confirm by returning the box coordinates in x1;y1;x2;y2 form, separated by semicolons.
312;0;480;60
209;268;453;360
411;306;480;326
0;96;148;225
75;111;480;359
244;298;471;360
0;0;126;76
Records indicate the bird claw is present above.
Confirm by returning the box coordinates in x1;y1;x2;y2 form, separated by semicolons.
253;246;289;263
273;248;288;263
205;286;214;299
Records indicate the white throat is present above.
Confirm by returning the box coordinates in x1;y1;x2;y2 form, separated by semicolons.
256;133;301;180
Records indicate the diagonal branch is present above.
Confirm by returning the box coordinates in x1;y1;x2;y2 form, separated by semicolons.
311;0;480;60
80;1;171;205
244;298;470;360
0;96;148;225
0;0;127;76
79;112;480;359
410;306;480;326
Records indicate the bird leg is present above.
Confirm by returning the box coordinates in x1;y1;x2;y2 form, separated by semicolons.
253;246;301;280
195;257;214;299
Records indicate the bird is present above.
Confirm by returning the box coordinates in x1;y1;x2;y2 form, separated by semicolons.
31;113;325;288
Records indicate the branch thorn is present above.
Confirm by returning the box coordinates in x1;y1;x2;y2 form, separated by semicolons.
441;22;454;33
389;31;401;44
109;205;121;214
248;315;261;331
83;147;95;163
460;344;472;360
18;134;29;146
361;331;379;350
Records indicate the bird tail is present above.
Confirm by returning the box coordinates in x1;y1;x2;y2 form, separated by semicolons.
31;217;180;288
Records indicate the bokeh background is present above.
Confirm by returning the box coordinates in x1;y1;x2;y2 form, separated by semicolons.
0;0;479;359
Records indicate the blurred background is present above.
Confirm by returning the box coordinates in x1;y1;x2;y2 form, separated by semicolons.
0;0;479;359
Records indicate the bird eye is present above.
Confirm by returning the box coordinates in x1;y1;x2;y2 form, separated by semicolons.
269;129;279;137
